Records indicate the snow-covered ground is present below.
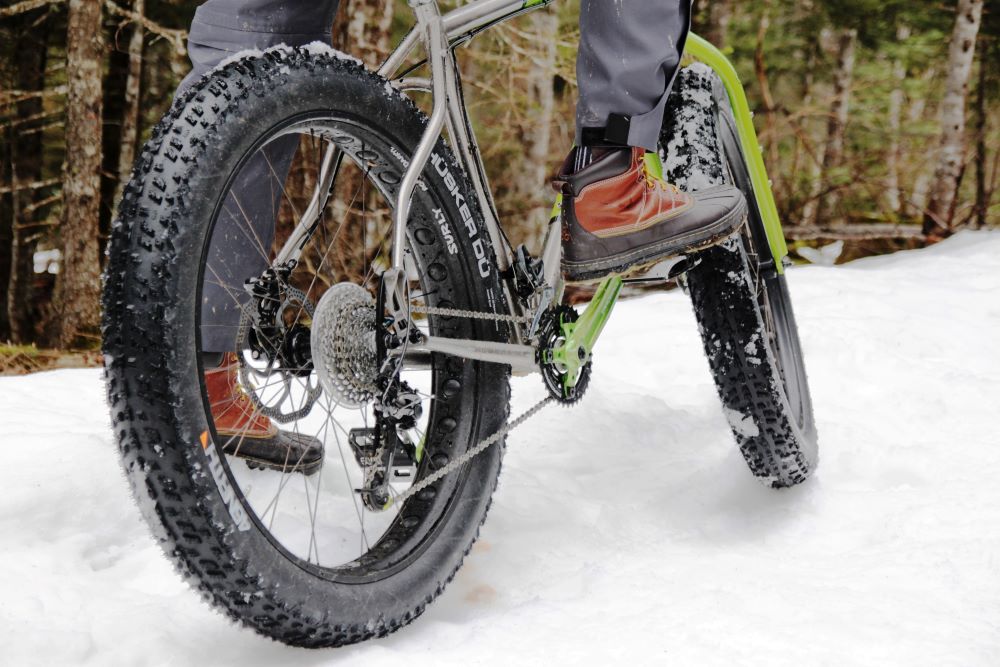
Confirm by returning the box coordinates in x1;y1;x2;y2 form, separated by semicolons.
2;232;998;666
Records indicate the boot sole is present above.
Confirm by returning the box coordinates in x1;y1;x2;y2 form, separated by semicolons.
562;199;747;284
236;453;324;476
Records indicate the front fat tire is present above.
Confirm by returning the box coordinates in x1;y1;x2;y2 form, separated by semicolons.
663;64;818;488
103;45;510;646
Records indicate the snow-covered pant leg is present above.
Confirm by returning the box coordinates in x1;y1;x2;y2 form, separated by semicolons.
576;0;692;151
178;0;340;352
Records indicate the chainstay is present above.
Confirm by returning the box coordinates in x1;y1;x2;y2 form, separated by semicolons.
384;395;553;508
410;303;533;324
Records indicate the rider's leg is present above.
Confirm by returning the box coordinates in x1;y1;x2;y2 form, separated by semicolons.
575;0;691;151
180;0;341;356
178;0;340;471
555;0;746;282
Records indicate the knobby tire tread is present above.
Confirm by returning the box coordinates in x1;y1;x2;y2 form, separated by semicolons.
102;46;510;647
663;65;817;488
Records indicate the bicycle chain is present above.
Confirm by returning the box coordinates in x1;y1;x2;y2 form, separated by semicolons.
409;303;534;324
383;395;553;508
371;302;547;508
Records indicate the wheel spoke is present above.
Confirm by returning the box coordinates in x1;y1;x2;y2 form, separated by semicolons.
199;124;439;571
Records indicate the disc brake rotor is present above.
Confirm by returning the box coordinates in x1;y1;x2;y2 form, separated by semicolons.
237;284;322;423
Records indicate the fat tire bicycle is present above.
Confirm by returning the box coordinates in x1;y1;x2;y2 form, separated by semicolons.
103;0;817;647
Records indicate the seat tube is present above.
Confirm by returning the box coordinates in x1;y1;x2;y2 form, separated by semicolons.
392;0;450;269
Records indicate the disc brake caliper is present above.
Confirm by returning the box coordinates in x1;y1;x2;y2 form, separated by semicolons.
237;261;322;422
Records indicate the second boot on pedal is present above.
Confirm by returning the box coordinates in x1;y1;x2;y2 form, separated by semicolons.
554;146;746;282
204;353;324;475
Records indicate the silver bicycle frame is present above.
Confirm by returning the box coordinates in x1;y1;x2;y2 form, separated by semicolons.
275;0;559;373
276;0;558;290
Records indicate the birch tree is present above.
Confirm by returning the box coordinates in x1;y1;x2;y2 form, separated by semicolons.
511;8;559;247
816;28;856;227
328;0;395;282
885;24;910;215
924;0;984;238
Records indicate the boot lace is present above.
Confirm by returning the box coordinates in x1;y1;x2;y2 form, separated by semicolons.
640;158;681;195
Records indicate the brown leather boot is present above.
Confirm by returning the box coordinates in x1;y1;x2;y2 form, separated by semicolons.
204;353;324;475
554;146;746;282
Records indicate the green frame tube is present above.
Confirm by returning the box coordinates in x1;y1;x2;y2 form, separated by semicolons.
543;29;790;388
548;275;623;391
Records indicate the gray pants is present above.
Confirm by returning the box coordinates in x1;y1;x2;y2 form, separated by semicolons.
186;0;689;351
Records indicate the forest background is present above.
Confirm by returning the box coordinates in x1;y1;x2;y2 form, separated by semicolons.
0;0;996;356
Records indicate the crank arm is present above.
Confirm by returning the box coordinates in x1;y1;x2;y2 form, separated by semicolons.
549;275;623;387
393;336;537;375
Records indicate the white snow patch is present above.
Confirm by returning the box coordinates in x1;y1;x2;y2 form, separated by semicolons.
383;79;404;98
723;406;760;437
300;40;363;66
3;231;1000;665
215;47;265;71
212;41;363;77
798;240;845;266
33;248;60;274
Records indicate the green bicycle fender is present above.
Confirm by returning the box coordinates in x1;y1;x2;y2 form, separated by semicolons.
684;33;788;269
546;35;788;269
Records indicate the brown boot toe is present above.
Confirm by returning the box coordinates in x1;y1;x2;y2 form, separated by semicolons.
554;147;746;282
206;353;325;476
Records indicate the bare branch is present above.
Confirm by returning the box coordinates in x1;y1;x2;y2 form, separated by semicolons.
22;193;61;218
0;85;68;106
786;224;925;241
0;177;60;195
0;0;63;18
103;0;187;55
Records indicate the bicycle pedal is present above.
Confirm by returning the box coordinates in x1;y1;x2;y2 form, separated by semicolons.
622;255;697;284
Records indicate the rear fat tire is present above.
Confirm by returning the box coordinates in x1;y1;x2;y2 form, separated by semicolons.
103;45;511;646
662;64;818;488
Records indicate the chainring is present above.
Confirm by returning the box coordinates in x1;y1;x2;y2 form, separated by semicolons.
537;305;591;405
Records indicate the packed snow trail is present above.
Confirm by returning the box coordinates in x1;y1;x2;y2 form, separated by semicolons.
2;232;998;666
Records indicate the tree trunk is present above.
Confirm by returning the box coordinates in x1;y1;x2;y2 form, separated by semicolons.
115;0;144;206
6;8;51;343
52;0;104;348
332;0;394;67
885;24;910;215
907;65;938;216
0;128;10;342
972;38;988;229
923;0;984;239
816;28;857;227
801;27;834;227
511;8;558;249
704;0;733;50
753;3;779;175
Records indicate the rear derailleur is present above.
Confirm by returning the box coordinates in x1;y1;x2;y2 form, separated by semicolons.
351;270;423;510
